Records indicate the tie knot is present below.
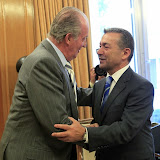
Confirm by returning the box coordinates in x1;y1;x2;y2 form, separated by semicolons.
65;62;77;102
106;76;113;85
101;76;113;113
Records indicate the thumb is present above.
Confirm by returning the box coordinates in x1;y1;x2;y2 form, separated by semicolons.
68;117;77;124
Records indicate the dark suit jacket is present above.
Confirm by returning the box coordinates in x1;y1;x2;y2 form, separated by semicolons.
0;39;92;160
85;67;155;160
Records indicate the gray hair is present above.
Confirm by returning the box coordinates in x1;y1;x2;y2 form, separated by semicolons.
49;7;88;43
104;28;134;62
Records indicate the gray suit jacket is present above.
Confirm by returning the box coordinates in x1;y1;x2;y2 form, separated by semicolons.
84;67;155;160
0;39;91;160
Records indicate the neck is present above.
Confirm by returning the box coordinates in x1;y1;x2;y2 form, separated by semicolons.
108;63;129;75
48;36;70;61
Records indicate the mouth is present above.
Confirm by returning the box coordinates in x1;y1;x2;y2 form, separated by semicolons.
99;57;106;63
77;48;81;53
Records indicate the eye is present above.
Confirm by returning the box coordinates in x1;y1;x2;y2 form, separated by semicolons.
82;37;88;42
104;45;109;49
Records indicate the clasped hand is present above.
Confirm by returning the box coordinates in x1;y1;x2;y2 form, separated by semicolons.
51;117;99;142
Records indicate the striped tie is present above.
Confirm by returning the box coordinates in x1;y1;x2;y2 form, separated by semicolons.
101;76;113;113
65;62;77;102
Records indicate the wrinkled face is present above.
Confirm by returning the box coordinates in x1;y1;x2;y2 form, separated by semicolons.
97;33;125;75
67;19;89;61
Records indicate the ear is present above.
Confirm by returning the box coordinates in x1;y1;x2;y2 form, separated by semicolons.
65;33;72;45
122;48;131;60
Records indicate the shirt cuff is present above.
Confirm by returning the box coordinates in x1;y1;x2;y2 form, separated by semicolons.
89;81;94;88
84;127;89;143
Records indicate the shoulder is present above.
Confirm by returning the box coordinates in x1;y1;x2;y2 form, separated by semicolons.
131;70;152;86
19;45;63;82
123;68;154;93
123;67;152;85
22;39;62;72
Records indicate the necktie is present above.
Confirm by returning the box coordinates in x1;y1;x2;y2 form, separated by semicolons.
100;76;113;113
65;62;77;102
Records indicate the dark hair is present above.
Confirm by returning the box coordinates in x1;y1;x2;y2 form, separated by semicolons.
104;28;134;62
49;7;88;43
16;56;27;73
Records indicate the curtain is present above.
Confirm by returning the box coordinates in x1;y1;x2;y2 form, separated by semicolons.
33;0;93;120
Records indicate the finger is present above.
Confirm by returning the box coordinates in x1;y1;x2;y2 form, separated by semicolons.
68;117;80;126
68;117;76;123
90;67;94;71
86;124;95;127
94;123;99;127
54;124;70;130
51;132;67;138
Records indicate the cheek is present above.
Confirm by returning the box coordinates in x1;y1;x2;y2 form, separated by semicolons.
77;39;83;47
104;53;110;62
70;45;79;57
107;52;117;62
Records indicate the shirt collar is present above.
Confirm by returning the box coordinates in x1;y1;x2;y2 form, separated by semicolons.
107;64;129;82
46;38;68;66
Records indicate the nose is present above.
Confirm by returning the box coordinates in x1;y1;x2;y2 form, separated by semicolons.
96;48;102;55
96;49;99;54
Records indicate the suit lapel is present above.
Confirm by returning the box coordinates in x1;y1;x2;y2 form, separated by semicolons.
93;78;106;124
62;68;78;119
100;68;133;123
41;39;78;119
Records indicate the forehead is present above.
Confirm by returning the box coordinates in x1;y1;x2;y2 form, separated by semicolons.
100;32;121;45
80;20;89;36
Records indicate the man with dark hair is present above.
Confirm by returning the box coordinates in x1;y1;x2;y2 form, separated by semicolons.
52;28;155;160
0;7;91;160
16;56;27;73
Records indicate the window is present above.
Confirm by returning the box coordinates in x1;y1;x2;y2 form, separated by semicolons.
89;0;160;123
143;0;160;122
89;0;135;69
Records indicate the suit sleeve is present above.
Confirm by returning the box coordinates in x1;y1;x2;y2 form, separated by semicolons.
26;57;72;135
77;87;93;106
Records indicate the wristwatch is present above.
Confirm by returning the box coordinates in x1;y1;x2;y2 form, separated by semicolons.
83;127;87;141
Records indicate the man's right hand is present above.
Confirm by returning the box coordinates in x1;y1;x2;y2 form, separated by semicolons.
86;123;99;127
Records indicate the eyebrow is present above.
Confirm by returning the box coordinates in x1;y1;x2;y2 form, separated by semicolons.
100;42;110;46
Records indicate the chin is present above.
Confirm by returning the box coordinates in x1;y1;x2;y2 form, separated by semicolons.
99;64;106;69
